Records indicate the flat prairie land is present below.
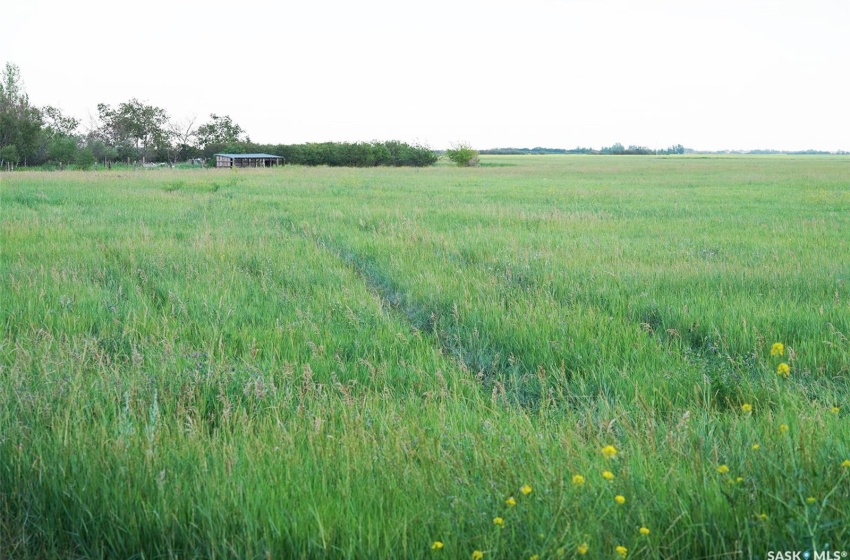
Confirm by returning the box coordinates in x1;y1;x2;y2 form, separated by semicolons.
2;155;849;559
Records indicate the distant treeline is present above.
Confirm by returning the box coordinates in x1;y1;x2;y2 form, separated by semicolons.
481;145;850;156
203;141;438;167
481;144;686;155
699;149;849;155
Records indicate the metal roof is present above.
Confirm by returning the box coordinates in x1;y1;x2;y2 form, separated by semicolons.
215;153;283;158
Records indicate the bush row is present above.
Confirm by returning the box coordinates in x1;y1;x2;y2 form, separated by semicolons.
203;140;438;167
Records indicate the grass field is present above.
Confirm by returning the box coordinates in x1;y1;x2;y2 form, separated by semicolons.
2;155;850;559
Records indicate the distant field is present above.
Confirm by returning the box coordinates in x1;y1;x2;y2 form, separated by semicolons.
2;155;849;559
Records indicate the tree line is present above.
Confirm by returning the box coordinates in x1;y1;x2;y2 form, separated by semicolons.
0;63;436;169
481;144;686;155
213;141;437;167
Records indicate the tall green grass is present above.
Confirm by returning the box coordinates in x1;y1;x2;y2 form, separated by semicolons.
2;156;849;558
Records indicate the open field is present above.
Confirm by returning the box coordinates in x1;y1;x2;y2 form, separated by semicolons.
2;155;850;559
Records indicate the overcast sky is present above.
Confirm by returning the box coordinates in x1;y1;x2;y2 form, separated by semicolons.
4;0;849;151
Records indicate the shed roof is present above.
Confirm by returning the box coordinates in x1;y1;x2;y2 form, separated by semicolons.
215;153;283;159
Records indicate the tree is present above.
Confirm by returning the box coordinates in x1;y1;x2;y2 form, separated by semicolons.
445;142;480;167
196;114;246;148
81;113;118;163
97;99;171;162
0;63;44;165
42;105;79;137
40;105;81;165
47;134;78;165
84;135;118;164
75;147;96;169
169;115;200;161
0;144;19;167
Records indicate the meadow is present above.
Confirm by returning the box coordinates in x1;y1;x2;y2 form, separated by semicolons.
1;155;849;559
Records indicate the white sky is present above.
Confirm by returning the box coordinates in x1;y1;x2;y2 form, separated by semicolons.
3;0;849;151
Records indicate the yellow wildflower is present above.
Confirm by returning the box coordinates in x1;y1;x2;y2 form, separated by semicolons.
831;406;840;414
639;527;650;535
736;477;744;484
717;464;730;474
741;403;753;412
841;459;850;468
602;470;615;481
431;541;444;550
572;474;585;486
505;496;516;507
493;517;504;528
577;543;589;555
529;555;539;560
757;513;768;521
806;496;816;504
770;342;785;356
776;363;790;377
779;424;789;433
615;495;626;505
472;551;484;560
752;444;761;450
616;545;628;558
601;445;618;459
520;484;532;495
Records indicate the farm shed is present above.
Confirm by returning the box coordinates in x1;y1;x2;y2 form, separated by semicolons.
215;153;283;168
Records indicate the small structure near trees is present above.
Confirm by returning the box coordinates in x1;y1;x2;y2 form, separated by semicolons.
215;153;283;168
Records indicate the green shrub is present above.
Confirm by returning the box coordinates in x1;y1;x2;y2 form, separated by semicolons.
74;147;96;170
0;144;20;166
445;143;480;167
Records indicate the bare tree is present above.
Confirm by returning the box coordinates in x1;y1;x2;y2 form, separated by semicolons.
170;114;197;149
169;114;199;163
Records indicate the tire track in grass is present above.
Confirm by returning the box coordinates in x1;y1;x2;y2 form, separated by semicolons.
289;217;705;409
463;251;827;411
289;217;649;408
82;246;170;362
396;235;727;410
293;227;538;404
